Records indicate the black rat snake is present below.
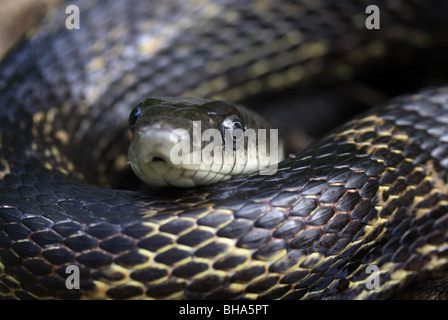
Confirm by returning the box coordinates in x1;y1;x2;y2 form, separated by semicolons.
2;0;448;300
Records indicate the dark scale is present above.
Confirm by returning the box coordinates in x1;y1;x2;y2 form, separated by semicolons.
154;248;191;265
11;241;41;259
172;261;209;278
253;239;287;260
213;254;248;271
177;229;215;247
114;250;149;267
99;235;136;254
137;235;173;252
131;267;168;283
188;274;225;293
106;285;144;299
63;234;98;252
236;228;271;249
76;251;113;269
145;281;187;299
30;230;65;247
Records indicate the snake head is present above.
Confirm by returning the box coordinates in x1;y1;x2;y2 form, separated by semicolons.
127;97;284;187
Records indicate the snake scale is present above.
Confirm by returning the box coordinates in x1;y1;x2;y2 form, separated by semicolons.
2;0;448;300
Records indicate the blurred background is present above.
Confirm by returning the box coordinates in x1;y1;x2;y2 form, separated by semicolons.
0;0;60;58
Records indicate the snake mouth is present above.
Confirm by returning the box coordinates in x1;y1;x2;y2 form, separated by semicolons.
152;156;166;163
148;155;171;168
128;128;203;187
128;127;235;187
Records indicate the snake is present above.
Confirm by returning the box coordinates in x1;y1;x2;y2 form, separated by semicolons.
1;0;448;300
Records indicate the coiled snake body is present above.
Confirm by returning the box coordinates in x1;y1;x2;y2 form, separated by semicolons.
1;0;448;300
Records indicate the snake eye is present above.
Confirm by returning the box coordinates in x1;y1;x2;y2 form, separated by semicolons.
220;114;245;147
129;103;143;130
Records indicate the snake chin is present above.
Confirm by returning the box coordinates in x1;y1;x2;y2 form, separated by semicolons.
127;127;224;187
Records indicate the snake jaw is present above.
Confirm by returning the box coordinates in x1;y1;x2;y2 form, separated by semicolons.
128;127;221;187
128;128;182;187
